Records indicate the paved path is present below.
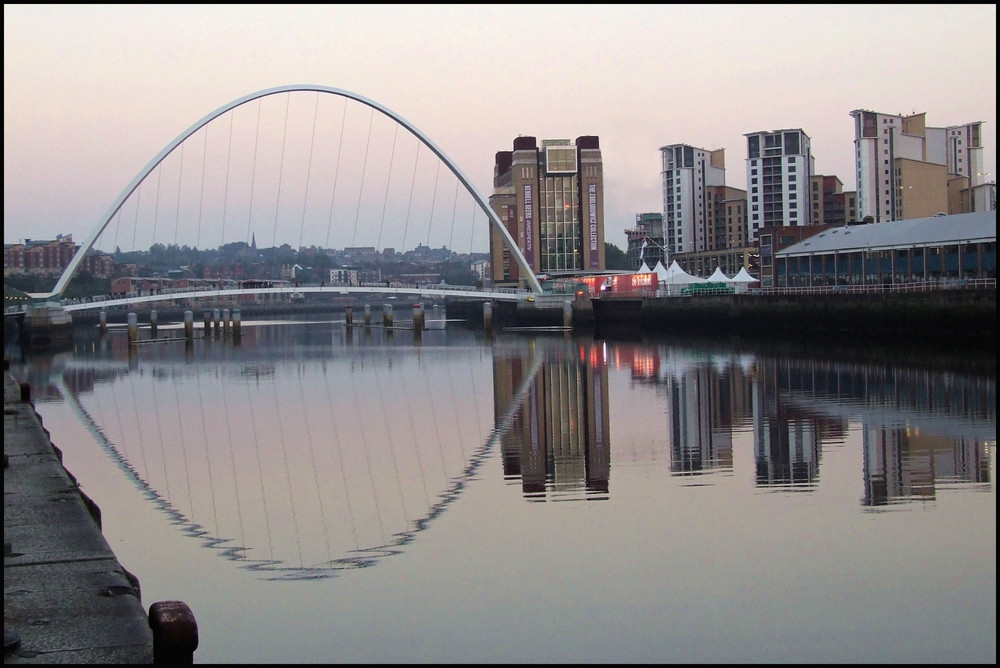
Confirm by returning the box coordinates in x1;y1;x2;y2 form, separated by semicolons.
4;368;154;663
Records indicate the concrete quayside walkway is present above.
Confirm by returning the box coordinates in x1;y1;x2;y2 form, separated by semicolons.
4;363;198;663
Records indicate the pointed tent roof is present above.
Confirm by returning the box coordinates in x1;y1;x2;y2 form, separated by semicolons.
638;261;652;274
653;260;669;282
707;267;732;282
730;267;760;283
663;260;706;284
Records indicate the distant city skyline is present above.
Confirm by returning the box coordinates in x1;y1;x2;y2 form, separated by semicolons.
4;4;995;249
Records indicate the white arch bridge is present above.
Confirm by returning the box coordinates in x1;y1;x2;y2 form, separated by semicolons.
26;84;544;310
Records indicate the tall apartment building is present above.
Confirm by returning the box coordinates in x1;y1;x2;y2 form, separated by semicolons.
850;110;986;222
745;129;815;242
808;175;858;226
659;144;728;257
708;185;749;251
489;136;605;284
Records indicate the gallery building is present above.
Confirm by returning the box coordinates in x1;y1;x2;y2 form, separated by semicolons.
489;136;605;286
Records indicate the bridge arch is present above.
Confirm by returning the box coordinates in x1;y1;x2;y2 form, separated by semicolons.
48;84;542;299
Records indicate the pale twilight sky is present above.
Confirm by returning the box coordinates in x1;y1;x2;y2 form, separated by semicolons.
4;4;996;252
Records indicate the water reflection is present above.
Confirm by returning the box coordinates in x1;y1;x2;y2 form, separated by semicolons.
495;340;611;500
6;320;995;583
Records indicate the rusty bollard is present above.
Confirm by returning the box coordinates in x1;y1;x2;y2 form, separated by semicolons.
149;600;198;664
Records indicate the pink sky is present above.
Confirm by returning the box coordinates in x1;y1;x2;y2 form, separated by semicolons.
4;4;996;252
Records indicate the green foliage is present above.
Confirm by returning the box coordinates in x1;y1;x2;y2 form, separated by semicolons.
4;274;111;301
605;242;628;270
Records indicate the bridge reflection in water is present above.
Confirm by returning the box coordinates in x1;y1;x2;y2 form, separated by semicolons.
7;320;995;583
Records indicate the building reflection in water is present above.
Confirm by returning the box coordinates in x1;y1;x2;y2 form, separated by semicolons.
494;339;610;501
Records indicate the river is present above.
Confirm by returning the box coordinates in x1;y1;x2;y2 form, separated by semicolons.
5;313;996;663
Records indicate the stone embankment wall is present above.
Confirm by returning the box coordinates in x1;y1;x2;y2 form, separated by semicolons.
597;289;996;347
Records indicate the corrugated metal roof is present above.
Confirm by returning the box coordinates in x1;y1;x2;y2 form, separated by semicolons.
778;211;996;257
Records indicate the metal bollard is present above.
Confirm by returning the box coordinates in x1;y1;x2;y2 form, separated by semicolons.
148;600;198;664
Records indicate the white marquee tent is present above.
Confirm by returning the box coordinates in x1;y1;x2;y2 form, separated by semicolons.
661;260;706;295
730;267;760;293
707;267;732;283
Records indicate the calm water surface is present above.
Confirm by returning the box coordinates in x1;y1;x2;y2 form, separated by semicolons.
6;315;996;663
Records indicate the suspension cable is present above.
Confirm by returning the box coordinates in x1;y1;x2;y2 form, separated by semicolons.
376;123;400;253
426;160;441;248
298;92;320;251
448;178;459;251
245;99;263;247
271;92;291;249
350;106;375;249
325;97;347;250
400;142;420;253
195;124;208;250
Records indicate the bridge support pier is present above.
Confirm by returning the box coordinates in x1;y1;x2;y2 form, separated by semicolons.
232;310;241;342
222;309;230;338
100;310;108;336
212;309;221;337
364;305;371;327
383;304;394;328
150;309;158;338
563;300;573;328
345;305;353;326
483;301;493;329
127;312;138;345
184;311;194;340
203;311;211;336
413;303;424;339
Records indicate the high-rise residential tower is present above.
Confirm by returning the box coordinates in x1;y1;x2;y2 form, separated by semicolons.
489;136;604;284
744;129;815;242
850;110;985;222
659;144;727;257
